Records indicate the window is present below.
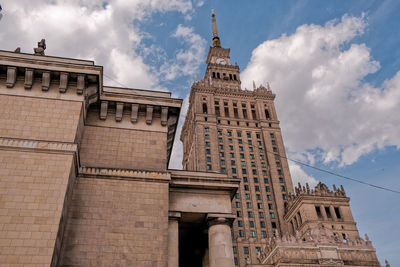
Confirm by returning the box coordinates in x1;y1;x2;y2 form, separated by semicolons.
262;231;267;238
229;145;234;151
234;258;238;265
228;138;233;143
254;177;259;183
243;177;248;182
249;221;254;227
251;105;257;119
282;194;287;200
249;147;254;152
264;178;269;184
257;141;262;146
260;221;266;228
230;153;235;158
256;133;261;139
259;212;264;218
255;186;260;192
212;72;216;78
342;233;347;240
268;204;273;210
218;130;222;136
248;140;252;145
280;185;286;192
233;246;237;254
258;148;263;152
270;213;275;219
276;161;281;167
202;103;208;114
271;222;277;228
219;152;225;157
206;157;211;162
244;185;249;191
251;162;256;167
260;155;265;160
239;230;244;237
221;168;226;173
267;195;272;201
250;231;256;237
228;131;232;137
237;132;242;137
248;211;253;218
265;186;270;192
250;154;255;160
242;169;247;174
243;247;249;254
334;207;341;219
256;194;261;200
277;169;282;175
205;141;210;147
232;168;237;174
238;139;242;144
218;137;223;142
206;149;211;154
204;127;209;132
207;164;212;170
237;211;242;217
242;104;248;119
220;160;225;165
246;202;252;208
219;145;224;150
265;109;270;119
233;105;239;118
273;147;278;152
240;153;245;159
245;194;250;200
279;177;284;183
315;206;322;218
239;146;244;151
271;140;276;145
238;220;243;227
325;206;332;218
235;202;240;208
257;203;262;209
235;193;239;199
247;132;251;138
252;169;257;175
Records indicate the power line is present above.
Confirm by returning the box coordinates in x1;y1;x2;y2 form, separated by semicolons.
103;73;130;88
266;150;400;195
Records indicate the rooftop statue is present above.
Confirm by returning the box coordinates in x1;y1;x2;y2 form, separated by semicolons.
34;39;46;55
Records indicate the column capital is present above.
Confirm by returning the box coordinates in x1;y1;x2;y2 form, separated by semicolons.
207;213;235;227
168;211;181;221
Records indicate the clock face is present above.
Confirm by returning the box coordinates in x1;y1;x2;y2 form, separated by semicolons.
216;58;226;65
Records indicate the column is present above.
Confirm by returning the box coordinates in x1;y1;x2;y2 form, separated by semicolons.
168;212;181;267
330;206;337;221
320;205;328;220
207;215;235;267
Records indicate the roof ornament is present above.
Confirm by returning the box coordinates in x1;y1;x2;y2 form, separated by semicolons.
253;80;256;90
34;39;46;55
211;9;221;47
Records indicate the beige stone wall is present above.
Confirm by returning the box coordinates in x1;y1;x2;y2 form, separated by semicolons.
0;150;75;266
80;126;167;171
0;95;82;143
60;177;169;266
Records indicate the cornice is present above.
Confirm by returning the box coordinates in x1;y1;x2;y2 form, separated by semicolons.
0;137;77;154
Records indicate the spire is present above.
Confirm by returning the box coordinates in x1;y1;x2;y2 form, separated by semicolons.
211;9;221;48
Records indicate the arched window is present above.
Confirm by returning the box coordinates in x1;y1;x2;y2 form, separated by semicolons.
217;72;220;79
202;103;208;114
212;72;216;78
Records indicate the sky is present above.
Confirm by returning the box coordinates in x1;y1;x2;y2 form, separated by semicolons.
0;0;399;265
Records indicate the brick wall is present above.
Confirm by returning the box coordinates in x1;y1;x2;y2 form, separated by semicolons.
0;150;75;266
60;177;169;266
0;95;82;143
80;126;167;171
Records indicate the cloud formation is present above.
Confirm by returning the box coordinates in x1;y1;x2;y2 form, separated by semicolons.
0;0;197;89
241;15;400;170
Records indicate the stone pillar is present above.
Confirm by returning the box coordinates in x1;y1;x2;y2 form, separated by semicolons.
320;205;328;220
330;206;337;221
202;248;209;267
207;215;235;267
168;212;181;267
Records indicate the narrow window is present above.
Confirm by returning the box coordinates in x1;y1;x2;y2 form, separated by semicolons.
217;72;220;79
315;206;322;218
229;73;233;80
233;74;237;80
334;207;341;219
202;103;208;114
325;207;332;218
212;72;216;78
265;109;270;119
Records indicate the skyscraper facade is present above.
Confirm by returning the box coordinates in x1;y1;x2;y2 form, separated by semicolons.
181;10;294;266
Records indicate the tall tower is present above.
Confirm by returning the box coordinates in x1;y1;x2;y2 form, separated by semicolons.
181;10;294;266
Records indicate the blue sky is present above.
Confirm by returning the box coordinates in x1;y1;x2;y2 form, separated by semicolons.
1;0;399;265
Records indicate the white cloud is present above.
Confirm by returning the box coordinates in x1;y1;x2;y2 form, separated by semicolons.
289;162;318;187
161;24;206;81
241;15;400;169
0;0;194;89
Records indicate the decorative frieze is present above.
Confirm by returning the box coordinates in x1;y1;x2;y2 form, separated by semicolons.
59;72;69;93
116;102;124;122
24;68;34;89
42;71;51;91
79;166;170;182
146;105;153;125
0;137;77;153
77;74;85;94
100;101;108;120
6;66;17;88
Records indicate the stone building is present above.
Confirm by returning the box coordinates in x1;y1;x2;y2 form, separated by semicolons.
0;10;384;267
